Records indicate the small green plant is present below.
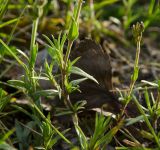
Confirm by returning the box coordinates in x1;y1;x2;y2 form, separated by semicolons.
74;112;123;150
0;0;71;149
121;21;144;115
117;22;160;149
1;1;160;149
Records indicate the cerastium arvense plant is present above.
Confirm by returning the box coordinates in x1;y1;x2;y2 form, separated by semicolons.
0;0;125;148
117;22;160;148
121;21;144;116
43;0;86;129
0;0;103;149
0;0;71;149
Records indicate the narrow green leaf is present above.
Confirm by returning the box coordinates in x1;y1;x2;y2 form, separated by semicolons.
0;18;18;28
125;115;146;126
43;34;55;48
71;66;98;84
30;43;38;68
8;80;25;89
140;130;154;140
141;80;158;87
35;89;59;97
60;33;67;52
149;0;156;15
0;0;9;20
132;66;139;81
32;76;49;80
144;87;153;114
70;78;87;86
16;49;29;61
71;57;81;66
96;119;123;146
74;124;88;150
0;39;27;69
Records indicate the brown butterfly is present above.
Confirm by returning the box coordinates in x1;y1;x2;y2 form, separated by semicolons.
70;39;121;113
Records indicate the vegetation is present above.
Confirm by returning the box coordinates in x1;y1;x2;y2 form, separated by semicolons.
0;0;160;149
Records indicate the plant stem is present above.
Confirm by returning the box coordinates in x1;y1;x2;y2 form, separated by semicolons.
128;39;141;97
30;19;39;51
75;0;83;22
62;0;83;126
29;18;39;100
64;0;83;69
64;39;73;70
121;32;142;116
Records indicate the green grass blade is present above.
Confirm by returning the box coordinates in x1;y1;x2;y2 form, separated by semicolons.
133;96;160;147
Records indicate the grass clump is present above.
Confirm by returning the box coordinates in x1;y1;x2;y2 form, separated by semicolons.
1;0;160;150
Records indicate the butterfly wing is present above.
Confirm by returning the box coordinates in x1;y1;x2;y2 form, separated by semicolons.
71;39;112;91
70;39;121;113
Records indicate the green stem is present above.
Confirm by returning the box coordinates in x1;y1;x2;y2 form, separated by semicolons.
128;39;141;97
30;18;39;52
64;0;83;69
62;0;83;126
29;18;39;94
121;38;141;116
75;0;83;22
64;40;73;70
135;39;141;68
